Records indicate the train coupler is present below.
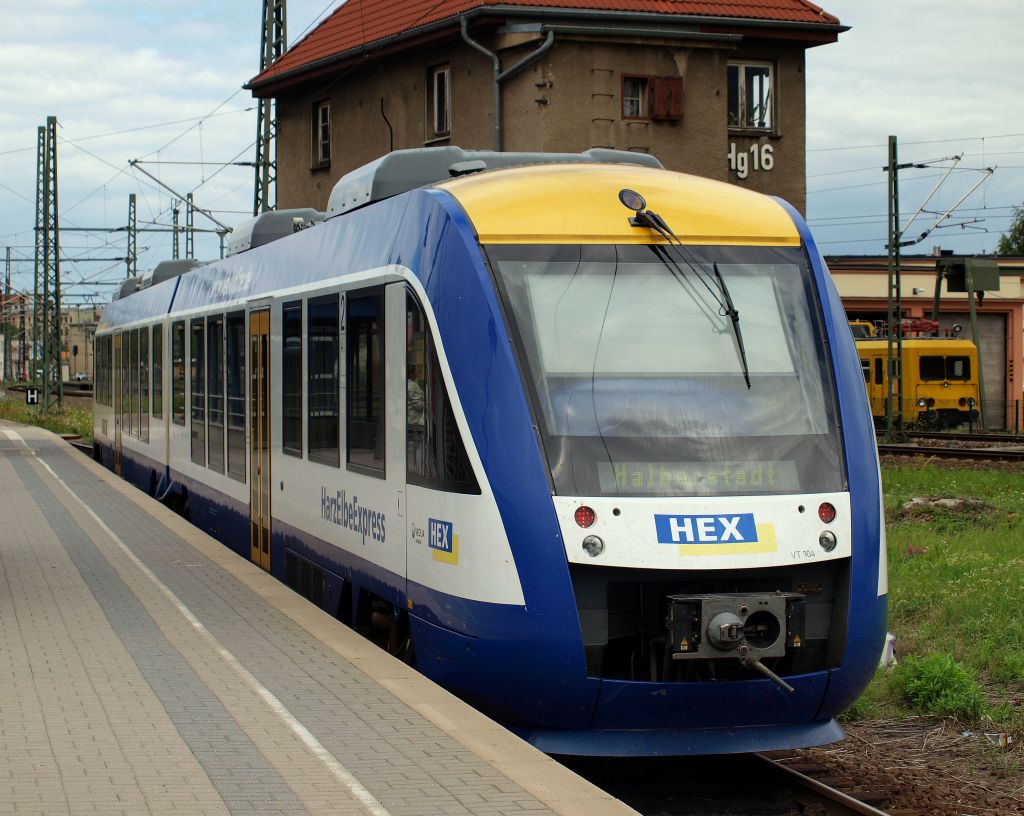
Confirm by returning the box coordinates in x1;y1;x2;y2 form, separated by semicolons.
665;592;805;689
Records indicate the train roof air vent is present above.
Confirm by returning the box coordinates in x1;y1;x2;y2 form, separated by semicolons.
150;259;204;287
327;146;663;215
115;276;144;300
225;208;326;257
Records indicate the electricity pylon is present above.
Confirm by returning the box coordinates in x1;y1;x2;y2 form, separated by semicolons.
254;0;286;215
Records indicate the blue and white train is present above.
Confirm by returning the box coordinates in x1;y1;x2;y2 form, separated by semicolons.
94;147;887;756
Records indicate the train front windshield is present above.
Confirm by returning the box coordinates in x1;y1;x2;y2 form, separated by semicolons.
487;244;844;497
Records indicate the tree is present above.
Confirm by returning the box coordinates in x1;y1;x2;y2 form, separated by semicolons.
997;203;1024;255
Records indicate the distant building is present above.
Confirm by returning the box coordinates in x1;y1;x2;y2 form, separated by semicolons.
64;305;100;382
829;254;1024;431
246;0;846;213
0;292;28;381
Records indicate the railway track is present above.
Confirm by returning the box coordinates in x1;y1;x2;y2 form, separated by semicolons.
560;751;897;815
907;430;1024;444
759;752;894;815
878;443;1024;462
878;430;1024;461
876;429;1024;463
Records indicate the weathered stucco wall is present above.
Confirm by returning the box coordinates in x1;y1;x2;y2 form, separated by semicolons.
272;33;808;213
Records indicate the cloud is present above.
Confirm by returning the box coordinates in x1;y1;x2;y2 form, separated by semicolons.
805;0;1024;253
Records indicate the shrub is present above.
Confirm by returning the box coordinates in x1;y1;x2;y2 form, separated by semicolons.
895;653;986;720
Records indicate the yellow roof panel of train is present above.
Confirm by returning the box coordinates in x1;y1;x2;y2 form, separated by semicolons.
438;163;800;246
856;338;977;354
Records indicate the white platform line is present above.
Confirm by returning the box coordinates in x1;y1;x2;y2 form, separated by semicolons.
12;430;392;816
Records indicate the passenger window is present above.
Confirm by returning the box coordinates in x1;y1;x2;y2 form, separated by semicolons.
123;333;130;435
860;359;870;384
347;291;384;476
406;294;479;494
128;328;138;438
191;318;206;465
208;315;225;473
140;327;149;442
947;356;970;381
152;325;162;418
874;358;883;385
100;336;109;407
172;321;186;425
282;301;303;457
919;356;945;382
308;295;340;466
226;311;246;480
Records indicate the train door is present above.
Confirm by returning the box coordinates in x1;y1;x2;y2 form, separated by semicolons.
113;332;123;475
249;308;272;570
384;285;408;591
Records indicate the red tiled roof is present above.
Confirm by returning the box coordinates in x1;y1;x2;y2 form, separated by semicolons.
250;0;841;89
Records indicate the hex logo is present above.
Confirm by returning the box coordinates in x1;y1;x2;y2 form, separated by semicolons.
654;513;776;554
428;518;458;565
655;514;757;544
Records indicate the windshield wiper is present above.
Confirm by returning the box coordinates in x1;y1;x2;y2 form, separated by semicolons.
710;261;751;390
618;189;752;389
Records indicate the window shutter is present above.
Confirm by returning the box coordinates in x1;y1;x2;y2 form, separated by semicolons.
651;77;683;121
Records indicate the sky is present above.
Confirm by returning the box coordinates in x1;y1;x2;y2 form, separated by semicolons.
805;1;1024;256
1;0;1022;307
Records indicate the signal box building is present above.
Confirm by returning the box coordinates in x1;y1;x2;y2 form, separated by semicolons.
246;0;846;213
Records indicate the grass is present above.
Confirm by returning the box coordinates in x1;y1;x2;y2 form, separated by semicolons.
0;386;94;442
855;461;1024;734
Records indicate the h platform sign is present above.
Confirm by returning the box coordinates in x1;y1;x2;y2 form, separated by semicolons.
26;387;39;405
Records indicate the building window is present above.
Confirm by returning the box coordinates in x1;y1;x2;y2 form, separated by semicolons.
312;100;330;167
622;76;648;119
727;61;774;130
623;76;683;121
429;65;450;138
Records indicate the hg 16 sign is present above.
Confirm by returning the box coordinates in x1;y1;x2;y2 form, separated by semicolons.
728;142;774;179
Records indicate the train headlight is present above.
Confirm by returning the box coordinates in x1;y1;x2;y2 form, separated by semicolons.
917;398;927;407
967;397;976;408
574;505;596;528
818;531;837;552
582;535;605;558
818;502;836;524
618;188;647;212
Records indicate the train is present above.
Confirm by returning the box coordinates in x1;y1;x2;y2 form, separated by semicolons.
850;321;981;428
93;147;887;756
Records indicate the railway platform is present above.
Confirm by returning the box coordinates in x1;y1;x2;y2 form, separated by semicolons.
0;424;633;816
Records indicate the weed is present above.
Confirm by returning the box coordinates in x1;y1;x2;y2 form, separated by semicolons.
0;391;93;442
975;740;1023;777
894;653;986;720
839;695;875;722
